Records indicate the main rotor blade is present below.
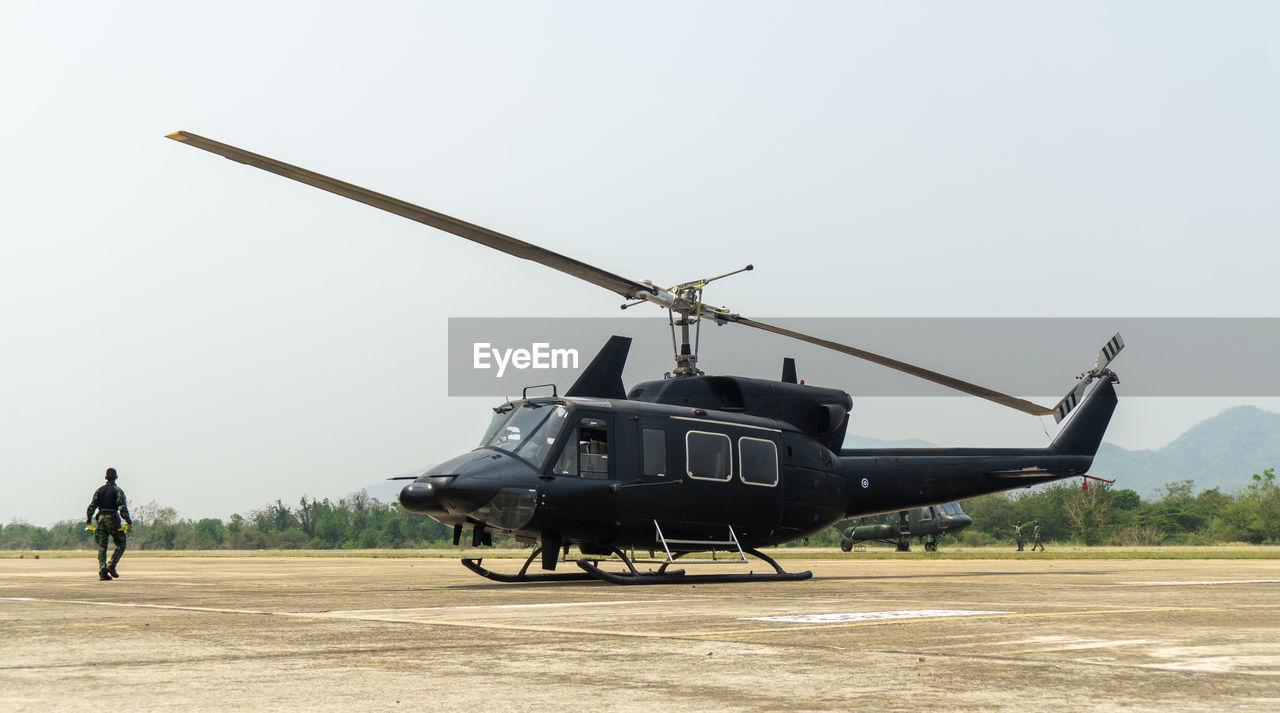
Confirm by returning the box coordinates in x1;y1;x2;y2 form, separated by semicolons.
727;316;1057;416
166;131;651;300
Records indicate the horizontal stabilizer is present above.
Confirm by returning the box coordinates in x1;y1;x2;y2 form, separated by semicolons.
987;468;1076;479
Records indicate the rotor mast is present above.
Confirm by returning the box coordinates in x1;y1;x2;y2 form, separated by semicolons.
622;265;754;377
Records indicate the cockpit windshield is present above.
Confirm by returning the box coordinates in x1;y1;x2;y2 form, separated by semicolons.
478;405;516;448
519;406;569;467
480;402;569;468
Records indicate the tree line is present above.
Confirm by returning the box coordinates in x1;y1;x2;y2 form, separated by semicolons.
2;491;458;551
3;469;1277;551
811;468;1279;548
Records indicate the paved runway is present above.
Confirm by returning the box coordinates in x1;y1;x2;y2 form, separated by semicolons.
2;555;1277;712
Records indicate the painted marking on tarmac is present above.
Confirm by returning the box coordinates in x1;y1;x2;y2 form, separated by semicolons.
0;597;1229;641
326;600;685;615
1117;580;1280;586
742;609;1011;624
698;607;1232;638
0;596;674;637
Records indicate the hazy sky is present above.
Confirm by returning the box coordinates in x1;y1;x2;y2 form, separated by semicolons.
4;2;1278;526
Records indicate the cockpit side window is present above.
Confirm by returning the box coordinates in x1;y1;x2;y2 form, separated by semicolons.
552;417;610;479
642;428;666;477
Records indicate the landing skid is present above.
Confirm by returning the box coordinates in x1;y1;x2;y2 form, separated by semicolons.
461;546;811;585
575;547;811;585
461;547;597;583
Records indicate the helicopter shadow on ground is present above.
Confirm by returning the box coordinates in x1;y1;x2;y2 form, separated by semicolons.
369;569;1112;591
366;579;614;593
818;569;1109;583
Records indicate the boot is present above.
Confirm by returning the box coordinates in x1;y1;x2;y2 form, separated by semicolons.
99;569;112;581
107;564;119;578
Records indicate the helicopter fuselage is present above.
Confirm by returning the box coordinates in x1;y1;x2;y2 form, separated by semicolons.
400;372;1115;556
400;396;849;551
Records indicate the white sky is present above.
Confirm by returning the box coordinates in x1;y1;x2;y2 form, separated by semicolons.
3;2;1278;526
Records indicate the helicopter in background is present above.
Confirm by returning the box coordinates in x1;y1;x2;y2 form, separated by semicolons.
167;131;1124;585
837;502;973;553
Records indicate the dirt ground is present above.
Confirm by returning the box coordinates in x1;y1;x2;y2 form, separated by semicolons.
1;555;1277;712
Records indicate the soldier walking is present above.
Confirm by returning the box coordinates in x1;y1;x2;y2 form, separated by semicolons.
1014;520;1024;551
86;467;132;580
1032;521;1045;551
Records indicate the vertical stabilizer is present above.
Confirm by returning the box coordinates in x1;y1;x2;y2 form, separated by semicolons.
1050;378;1118;456
565;336;632;399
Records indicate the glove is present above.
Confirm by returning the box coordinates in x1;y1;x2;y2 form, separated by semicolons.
85;523;95;532
121;523;132;533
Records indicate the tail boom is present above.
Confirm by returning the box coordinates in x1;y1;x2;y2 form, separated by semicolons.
839;377;1118;518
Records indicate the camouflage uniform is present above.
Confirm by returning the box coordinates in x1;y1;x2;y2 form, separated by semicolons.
1014;521;1024;551
87;481;132;578
1032;522;1045;551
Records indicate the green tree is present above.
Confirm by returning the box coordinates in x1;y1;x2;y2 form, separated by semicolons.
1213;468;1280;544
192;518;226;548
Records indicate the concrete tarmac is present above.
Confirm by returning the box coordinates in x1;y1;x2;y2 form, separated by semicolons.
2;554;1278;712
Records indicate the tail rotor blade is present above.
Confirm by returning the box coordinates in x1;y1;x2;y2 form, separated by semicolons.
1053;379;1091;424
1055;332;1125;423
1097;333;1125;370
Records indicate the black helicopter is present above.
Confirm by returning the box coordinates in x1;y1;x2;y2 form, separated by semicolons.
168;131;1123;585
837;502;974;553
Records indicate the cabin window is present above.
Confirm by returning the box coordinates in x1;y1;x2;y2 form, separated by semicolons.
738;437;779;487
642;428;666;477
686;431;732;481
552;417;610;479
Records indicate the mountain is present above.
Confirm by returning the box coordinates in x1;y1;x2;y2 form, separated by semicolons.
1092;406;1280;497
843;435;938;449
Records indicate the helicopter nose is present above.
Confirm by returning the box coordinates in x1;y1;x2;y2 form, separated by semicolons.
399;450;536;520
399;477;451;516
941;513;973;531
398;471;506;517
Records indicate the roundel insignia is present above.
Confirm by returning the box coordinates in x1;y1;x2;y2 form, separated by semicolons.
861;478;870;489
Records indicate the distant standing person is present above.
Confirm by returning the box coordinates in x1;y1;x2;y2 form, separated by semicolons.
1032;521;1045;551
1014;519;1024;551
86;467;132;580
